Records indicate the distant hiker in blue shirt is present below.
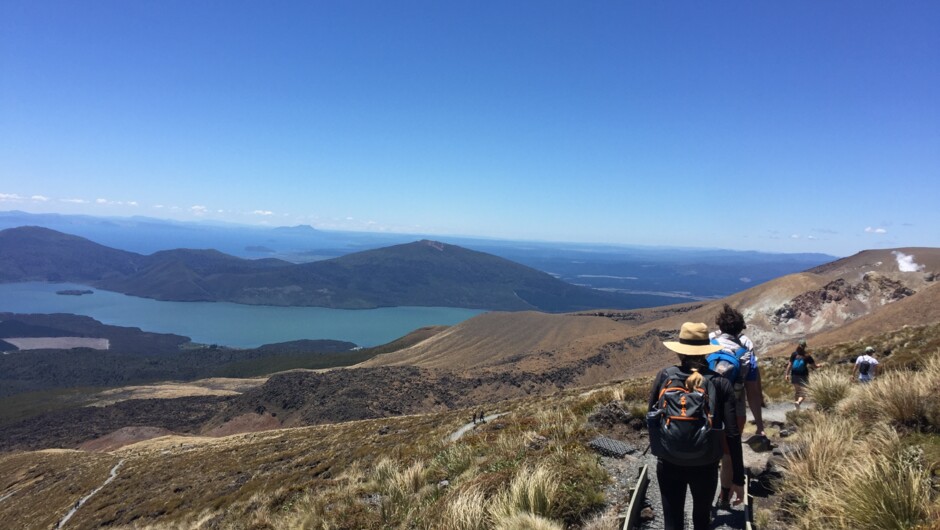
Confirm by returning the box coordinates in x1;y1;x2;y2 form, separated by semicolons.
785;339;823;410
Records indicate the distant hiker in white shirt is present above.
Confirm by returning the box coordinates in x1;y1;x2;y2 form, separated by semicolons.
853;346;880;383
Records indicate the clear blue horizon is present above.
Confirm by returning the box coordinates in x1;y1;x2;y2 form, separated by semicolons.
2;2;938;256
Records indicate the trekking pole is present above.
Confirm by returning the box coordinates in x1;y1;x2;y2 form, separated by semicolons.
641;442;651;456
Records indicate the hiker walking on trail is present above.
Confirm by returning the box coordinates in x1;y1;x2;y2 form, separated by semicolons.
709;304;763;510
785;339;820;410
648;322;745;530
853;346;880;383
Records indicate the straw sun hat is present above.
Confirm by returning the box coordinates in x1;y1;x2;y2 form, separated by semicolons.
663;322;723;356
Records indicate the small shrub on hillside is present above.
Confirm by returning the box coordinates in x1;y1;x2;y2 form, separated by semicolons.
578;510;619;530
601;381;648;404
834;447;935;530
374;459;434;523
628;403;647;420
432;443;476;479
372;457;398;488
794;435;936;530
572;390;615;416
783;413;861;492
534;407;581;442
807;370;852;412
491;465;558;519
842;370;933;431
493;512;564;530
439;486;489;530
779;346;940;530
545;448;607;525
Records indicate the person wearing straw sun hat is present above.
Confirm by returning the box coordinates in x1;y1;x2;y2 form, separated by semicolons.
648;322;745;530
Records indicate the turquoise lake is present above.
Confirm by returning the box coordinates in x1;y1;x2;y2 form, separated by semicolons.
0;282;484;348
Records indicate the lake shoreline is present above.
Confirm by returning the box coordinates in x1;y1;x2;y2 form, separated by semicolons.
0;282;485;348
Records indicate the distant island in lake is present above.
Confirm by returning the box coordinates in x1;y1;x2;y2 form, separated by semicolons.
56;289;94;296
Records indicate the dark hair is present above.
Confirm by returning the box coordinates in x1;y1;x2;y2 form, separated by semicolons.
715;304;746;336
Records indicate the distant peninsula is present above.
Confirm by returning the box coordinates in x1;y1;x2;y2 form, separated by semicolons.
0;226;636;312
56;289;94;296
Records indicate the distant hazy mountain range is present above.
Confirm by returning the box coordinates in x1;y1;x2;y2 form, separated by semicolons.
0;226;639;312
0;210;836;302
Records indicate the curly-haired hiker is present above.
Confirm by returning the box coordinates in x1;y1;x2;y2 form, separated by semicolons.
648;322;745;530
709;303;763;510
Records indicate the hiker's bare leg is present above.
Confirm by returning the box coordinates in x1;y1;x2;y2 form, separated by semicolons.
745;379;765;434
793;383;805;409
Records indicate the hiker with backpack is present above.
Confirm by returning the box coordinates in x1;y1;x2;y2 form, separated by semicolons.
785;339;821;410
709;304;764;510
853;346;880;383
648;322;745;530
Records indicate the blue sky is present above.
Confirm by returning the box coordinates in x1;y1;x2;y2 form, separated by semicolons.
1;2;937;256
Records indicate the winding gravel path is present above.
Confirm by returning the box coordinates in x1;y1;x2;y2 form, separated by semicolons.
55;459;124;529
448;413;508;442
602;403;796;529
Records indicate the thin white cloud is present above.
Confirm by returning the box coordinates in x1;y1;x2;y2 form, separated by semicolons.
865;227;888;234
154;204;165;209
790;234;800;239
127;201;138;207
893;251;925;272
252;210;274;216
807;235;817;240
31;195;50;202
0;193;24;201
190;205;209;215
96;198;108;204
60;198;88;204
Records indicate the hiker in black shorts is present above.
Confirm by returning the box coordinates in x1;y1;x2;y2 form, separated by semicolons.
648;322;745;530
785;339;822;410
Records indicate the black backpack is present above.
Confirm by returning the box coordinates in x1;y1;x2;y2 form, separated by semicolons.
647;366;724;466
858;360;872;376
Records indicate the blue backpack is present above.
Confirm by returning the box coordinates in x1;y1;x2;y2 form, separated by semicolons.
792;356;808;375
707;339;748;383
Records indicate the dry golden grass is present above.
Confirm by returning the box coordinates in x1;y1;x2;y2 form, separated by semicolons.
0;450;120;530
89;377;266;406
8;320;937;530
838;352;940;431
360;311;632;371
490;465;559;519
439;485;489;530
779;342;940;530
493;512;564;530
807;369;853;412
784;424;936;530
0;380;621;530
